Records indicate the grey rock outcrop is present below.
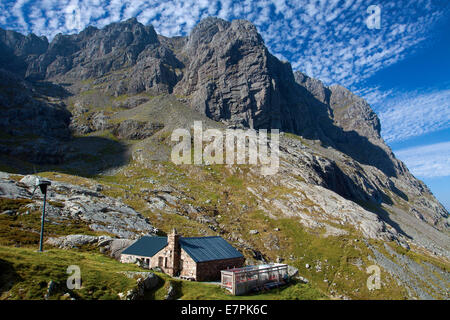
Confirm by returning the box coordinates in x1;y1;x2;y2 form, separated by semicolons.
164;282;177;300
118;272;160;300
45;234;103;249
110;120;164;140
3;173;158;238
44;280;58;300
27;18;158;80
292;72;448;229
106;238;137;259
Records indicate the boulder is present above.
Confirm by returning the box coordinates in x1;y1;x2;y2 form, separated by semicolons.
45;234;101;249
44;280;58;300
143;273;159;290
19;175;39;187
164;282;176;300
107;239;136;259
118;272;160;300
297;276;309;284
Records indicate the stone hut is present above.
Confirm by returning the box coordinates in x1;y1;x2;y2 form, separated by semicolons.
120;229;245;281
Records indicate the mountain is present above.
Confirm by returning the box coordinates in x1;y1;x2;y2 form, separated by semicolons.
0;17;448;300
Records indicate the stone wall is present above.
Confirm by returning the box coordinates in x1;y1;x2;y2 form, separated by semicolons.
196;257;245;281
179;248;197;279
121;231;245;281
150;247;172;274
120;254;151;268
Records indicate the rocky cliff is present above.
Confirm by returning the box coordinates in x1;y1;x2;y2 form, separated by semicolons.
0;17;448;299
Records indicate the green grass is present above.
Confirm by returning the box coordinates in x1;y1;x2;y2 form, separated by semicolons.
146;272;326;300
0;245;142;300
0;245;326;301
179;280;326;300
271;218;409;300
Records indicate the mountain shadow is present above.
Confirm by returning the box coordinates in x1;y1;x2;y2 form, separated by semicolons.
0;134;130;178
0;70;129;177
287;81;399;178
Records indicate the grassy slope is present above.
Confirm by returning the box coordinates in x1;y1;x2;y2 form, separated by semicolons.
0;246;141;300
148;272;327;300
97;163;414;299
38;162;412;299
0;245;326;300
1;145;448;299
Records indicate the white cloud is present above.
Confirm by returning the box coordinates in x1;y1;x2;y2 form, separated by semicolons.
377;89;450;142
395;142;450;178
355;86;394;107
0;0;446;88
65;0;83;32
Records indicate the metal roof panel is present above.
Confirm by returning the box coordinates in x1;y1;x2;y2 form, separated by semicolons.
121;235;243;263
121;236;167;257
179;236;243;263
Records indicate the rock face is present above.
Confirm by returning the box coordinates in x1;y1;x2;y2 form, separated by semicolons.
110;120;164;140
2;18;182;96
0;69;71;163
173;18;314;135
0;28;48;76
27;18;156;80
294;72;403;178
174;18;280;128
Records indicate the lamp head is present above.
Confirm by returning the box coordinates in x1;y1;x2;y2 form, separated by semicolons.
35;178;51;194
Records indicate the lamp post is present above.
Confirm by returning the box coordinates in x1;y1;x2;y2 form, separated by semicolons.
33;178;51;252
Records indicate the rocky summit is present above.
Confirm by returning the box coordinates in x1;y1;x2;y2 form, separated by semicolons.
0;17;448;300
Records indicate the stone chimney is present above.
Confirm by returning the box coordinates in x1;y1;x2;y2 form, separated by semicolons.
167;228;180;276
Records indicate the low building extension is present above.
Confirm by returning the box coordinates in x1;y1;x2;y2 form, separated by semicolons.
120;229;245;281
221;263;289;295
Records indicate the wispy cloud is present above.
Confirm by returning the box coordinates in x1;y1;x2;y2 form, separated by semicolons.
395;142;450;178
355;86;394;106
0;0;448;88
376;88;450;142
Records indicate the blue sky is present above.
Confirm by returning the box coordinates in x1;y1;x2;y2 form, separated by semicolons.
0;0;449;210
